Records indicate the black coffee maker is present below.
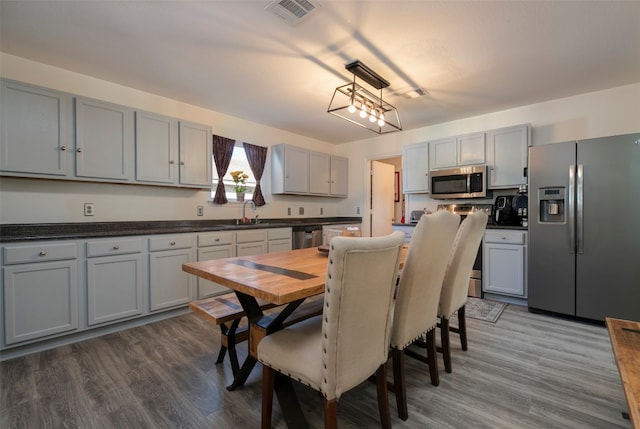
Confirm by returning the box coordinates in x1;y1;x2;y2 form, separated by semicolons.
493;195;518;225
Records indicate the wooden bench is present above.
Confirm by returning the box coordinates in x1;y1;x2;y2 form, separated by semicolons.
189;292;324;376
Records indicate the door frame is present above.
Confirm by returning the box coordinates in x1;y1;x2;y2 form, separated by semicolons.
364;153;402;237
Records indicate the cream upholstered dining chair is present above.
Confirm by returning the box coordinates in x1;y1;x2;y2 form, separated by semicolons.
438;211;488;373
389;210;460;421
257;231;405;429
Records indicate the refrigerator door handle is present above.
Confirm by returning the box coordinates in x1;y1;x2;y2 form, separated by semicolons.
576;164;584;254
568;165;576;254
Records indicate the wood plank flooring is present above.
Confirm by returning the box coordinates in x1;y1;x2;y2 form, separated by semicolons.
0;304;631;428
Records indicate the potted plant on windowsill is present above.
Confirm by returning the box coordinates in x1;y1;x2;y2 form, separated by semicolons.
230;170;250;202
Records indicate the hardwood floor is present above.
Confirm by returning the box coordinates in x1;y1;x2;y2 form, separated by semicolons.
0;304;631;428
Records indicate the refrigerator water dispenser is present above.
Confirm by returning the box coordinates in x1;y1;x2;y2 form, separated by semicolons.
538;187;565;223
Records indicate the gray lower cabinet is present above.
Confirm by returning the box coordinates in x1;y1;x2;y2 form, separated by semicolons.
85;238;144;325
2;241;79;345
267;228;292;253
148;234;195;311
196;231;235;299
236;230;268;256
483;230;528;297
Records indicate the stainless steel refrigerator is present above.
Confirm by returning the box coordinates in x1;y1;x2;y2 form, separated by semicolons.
528;133;640;321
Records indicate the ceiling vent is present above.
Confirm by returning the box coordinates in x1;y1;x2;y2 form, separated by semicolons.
265;0;321;26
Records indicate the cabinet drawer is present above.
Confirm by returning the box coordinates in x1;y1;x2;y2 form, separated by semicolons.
148;235;193;251
236;230;267;244
198;231;235;247
86;237;142;257
4;242;77;265
484;230;526;245
267;228;292;241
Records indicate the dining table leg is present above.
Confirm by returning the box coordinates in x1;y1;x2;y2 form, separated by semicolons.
226;293;305;391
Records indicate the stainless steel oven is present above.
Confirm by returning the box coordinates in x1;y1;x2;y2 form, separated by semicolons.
438;203;492;298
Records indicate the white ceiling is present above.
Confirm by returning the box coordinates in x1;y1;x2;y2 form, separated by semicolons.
2;1;639;144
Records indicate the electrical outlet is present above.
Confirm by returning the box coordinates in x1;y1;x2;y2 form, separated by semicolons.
197;205;204;216
356;206;360;214
287;207;291;216
84;203;95;216
320;207;324;215
299;207;304;215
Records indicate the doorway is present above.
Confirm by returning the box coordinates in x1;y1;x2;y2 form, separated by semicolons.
369;156;402;236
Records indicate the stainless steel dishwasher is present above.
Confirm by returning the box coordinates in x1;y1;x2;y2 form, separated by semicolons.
292;225;323;249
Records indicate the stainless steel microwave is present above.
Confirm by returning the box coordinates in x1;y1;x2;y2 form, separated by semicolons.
430;165;488;199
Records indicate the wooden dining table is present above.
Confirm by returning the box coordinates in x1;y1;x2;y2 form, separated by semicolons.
606;317;640;428
183;245;407;428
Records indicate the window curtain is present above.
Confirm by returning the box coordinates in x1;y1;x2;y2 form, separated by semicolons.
243;142;268;207
212;135;236;204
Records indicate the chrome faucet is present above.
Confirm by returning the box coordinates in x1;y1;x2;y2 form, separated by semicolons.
242;200;256;223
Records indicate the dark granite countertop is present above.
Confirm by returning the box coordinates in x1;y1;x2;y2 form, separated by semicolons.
392;222;527;231
0;217;363;242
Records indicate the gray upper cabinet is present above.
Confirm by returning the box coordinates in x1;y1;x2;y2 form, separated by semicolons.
486;124;530;188
402;142;429;193
309;152;348;196
178;121;212;188
429;132;485;170
0;80;72;176
1;79;212;189
309;151;330;195
272;144;310;194
135;111;178;184
75;97;133;181
272;144;347;197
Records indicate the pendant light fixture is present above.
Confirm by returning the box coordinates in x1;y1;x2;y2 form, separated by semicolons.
327;60;402;134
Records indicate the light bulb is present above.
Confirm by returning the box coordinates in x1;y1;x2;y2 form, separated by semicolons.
359;104;367;118
369;111;377;122
348;102;356;114
377;111;385;127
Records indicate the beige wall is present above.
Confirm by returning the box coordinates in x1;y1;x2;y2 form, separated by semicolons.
1;53;638;227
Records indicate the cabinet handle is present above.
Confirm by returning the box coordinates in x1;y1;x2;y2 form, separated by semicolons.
170;241;176;246
39;251;47;256
169;160;175;165
215;238;220;242
113;245;120;250
77;148;82;153
179;162;185;166
60;146;67;151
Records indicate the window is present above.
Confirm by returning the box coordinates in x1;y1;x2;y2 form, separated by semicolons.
212;143;256;201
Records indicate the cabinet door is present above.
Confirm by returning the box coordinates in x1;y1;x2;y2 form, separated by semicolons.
237;242;267;257
284;145;309;193
486;124;529;188
86;254;144;325
402;142;429;193
1;80;71;176
309;151;330;195
483;243;526;296
429;137;457;169
197;245;234;299
149;248;194;311
3;260;78;345
75;97;133;181
457;133;485;165
329;155;348;196
268;239;292;253
135;111;178;184
178;121;212;187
